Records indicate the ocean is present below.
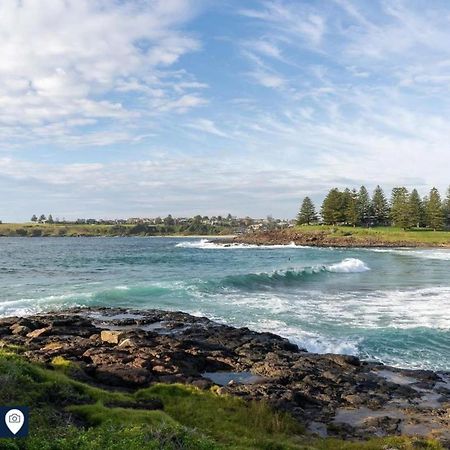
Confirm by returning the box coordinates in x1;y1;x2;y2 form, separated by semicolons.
1;237;449;371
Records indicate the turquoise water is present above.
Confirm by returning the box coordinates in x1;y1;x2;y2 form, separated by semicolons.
0;237;449;371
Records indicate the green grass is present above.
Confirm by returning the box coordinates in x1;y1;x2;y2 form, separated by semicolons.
0;223;232;237
0;347;443;450
293;225;450;246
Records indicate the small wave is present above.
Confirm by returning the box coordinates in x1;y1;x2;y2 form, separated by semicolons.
208;258;370;290
175;239;309;249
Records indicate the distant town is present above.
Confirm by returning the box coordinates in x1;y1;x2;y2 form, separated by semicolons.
0;213;295;237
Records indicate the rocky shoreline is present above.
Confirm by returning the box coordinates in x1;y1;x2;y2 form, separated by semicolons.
1;307;449;445
221;229;450;248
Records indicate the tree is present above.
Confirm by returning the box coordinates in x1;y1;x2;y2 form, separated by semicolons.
297;197;318;225
38;214;46;223
321;188;345;225
344;189;359;226
443;186;450;227
31;214;37;222
371;186;389;226
426;187;444;231
357;186;371;226
408;189;424;228
390;187;410;229
47;214;54;224
164;215;175;226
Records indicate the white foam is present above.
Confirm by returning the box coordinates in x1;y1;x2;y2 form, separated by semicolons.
327;258;370;273
366;248;450;261
244;318;360;355
175;239;310;249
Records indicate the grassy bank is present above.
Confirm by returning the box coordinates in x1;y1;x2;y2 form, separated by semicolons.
298;225;450;245
0;347;442;450
0;223;231;238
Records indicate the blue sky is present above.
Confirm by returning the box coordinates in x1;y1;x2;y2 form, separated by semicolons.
1;0;450;221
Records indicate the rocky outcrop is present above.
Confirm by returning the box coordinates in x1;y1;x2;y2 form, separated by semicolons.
0;307;449;445
223;229;450;248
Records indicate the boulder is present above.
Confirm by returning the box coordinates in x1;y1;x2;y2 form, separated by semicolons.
100;330;125;344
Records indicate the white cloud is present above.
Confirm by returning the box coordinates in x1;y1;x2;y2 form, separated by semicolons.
249;71;286;89
0;0;204;145
186;119;228;137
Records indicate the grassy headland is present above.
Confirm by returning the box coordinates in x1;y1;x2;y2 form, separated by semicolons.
230;225;450;247
0;346;442;450
0;223;232;237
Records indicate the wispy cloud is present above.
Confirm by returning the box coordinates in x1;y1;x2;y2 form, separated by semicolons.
185;119;228;137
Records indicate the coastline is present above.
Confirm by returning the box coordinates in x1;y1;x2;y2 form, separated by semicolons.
220;227;450;249
1;306;449;446
3;222;449;249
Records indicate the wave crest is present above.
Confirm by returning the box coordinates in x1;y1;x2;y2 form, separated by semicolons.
211;258;369;290
328;258;370;273
175;239;308;249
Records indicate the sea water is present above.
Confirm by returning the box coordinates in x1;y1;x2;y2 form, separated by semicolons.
0;237;449;371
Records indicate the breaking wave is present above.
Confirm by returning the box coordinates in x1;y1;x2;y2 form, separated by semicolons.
175;239;309;249
208;258;370;290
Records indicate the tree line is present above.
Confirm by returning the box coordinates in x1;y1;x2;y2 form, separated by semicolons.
297;186;450;230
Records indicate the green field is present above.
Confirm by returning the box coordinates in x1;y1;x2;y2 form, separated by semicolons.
0;347;443;450
291;225;450;247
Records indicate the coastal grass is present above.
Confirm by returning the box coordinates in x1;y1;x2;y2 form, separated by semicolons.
0;347;443;450
294;225;450;246
0;222;231;237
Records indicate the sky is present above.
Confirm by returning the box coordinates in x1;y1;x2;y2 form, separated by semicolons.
1;0;450;221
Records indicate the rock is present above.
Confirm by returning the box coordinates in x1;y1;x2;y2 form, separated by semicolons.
94;364;151;387
10;324;31;336
26;327;52;340
117;337;140;348
100;330;125;344
42;342;64;351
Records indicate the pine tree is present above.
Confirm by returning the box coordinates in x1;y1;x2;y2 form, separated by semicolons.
31;214;37;222
38;214;46;223
47;214;54;224
443;186;450;227
426;187;444;231
408;189;423;228
344;189;359;226
297;197;318;225
390;187;410;229
321;188;345;225
357;186;371;226
371;185;389;226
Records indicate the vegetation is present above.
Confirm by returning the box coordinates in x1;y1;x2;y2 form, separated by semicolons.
296;197;317;225
299;185;450;230
0;347;442;449
289;225;450;246
0;222;234;237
